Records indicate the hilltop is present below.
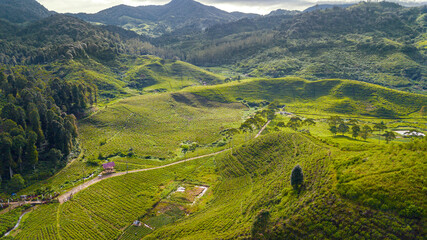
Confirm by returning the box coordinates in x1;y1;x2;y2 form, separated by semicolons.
70;0;259;37
0;0;53;23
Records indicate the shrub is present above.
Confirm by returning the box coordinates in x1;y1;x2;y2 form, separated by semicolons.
251;209;270;239
399;204;422;219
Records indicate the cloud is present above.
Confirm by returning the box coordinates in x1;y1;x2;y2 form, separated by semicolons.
37;0;427;14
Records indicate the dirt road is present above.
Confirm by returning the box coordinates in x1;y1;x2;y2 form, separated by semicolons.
57;149;230;203
57;120;272;204
255;120;271;138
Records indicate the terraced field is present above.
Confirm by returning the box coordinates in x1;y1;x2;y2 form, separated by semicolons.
79;91;247;161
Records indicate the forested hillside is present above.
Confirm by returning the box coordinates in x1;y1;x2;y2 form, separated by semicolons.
0;0;53;23
154;2;426;93
71;0;258;37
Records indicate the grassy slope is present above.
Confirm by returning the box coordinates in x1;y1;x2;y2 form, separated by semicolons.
189;77;427;116
78;91;246;161
123;56;225;92
7;77;426;239
147;133;425;239
12;132;424;239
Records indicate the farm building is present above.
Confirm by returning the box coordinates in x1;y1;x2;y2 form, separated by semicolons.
102;162;115;174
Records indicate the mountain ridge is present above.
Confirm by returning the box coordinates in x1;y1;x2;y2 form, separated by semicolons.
0;0;54;23
69;0;259;37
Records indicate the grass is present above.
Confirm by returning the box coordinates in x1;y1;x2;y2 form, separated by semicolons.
78;91;247;160
5;77;426;239
0;207;25;237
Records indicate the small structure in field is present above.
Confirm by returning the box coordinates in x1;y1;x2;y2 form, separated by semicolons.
133;220;141;226
177;187;186;192
102;162;115;174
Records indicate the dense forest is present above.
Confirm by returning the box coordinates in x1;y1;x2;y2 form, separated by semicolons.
0;67;95;192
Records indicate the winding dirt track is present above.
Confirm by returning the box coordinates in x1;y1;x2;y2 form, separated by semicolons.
57;119;273;203
57;149;230;203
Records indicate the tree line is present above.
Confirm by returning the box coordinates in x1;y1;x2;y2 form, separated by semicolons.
0;68;96;192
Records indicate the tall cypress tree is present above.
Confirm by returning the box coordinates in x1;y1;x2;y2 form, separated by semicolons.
291;164;304;190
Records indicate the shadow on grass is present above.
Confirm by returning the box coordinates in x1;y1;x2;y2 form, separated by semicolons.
332;135;368;142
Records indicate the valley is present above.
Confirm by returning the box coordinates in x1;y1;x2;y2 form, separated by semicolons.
0;0;426;239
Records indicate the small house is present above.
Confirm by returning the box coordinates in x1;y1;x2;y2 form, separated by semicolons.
102;162;115;174
133;220;141;226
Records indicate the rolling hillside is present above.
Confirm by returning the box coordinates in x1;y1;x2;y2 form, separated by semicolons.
189;77;427;117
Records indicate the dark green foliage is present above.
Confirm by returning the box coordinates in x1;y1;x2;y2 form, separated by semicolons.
251;209;271;239
337;123;349;135
0;69;87;185
290;164;304;190
360;125;373;140
0;0;52;23
287;117;302;131
7;174;25;193
383;131;396;143
351;125;360;139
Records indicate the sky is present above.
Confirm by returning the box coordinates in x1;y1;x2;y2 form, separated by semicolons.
37;0;427;14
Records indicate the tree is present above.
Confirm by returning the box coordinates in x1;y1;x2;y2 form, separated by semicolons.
337;123;349;135
0;134;14;179
7;174;25;193
290;164;304;190
351;125;361;139
47;148;63;165
374;121;387;133
25;131;38;170
12;135;26;172
348;119;359;125
328;116;343;126
287;117;302;131
329;125;337;136
360;125;372;140
277;122;285;128
383;131;396;144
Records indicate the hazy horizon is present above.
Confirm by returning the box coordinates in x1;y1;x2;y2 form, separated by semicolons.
37;0;427;15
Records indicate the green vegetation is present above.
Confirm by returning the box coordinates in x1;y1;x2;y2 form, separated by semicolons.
0;207;25;236
79;91;246;161
156;2;426;93
0;1;426;239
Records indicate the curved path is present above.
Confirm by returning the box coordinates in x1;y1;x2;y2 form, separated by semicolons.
57;119;272;204
58;149;230;203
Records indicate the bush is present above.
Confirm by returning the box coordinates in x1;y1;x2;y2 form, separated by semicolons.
251;209;270;239
399;204;422;219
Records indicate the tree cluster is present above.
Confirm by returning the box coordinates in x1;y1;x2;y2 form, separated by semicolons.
0;68;92;190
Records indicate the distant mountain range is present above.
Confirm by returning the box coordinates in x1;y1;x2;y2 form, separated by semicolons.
303;3;356;12
69;0;259;37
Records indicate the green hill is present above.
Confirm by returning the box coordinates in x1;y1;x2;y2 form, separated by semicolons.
154;2;426;93
0;0;52;23
189;77;427;117
71;0;258;37
9;132;425;239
